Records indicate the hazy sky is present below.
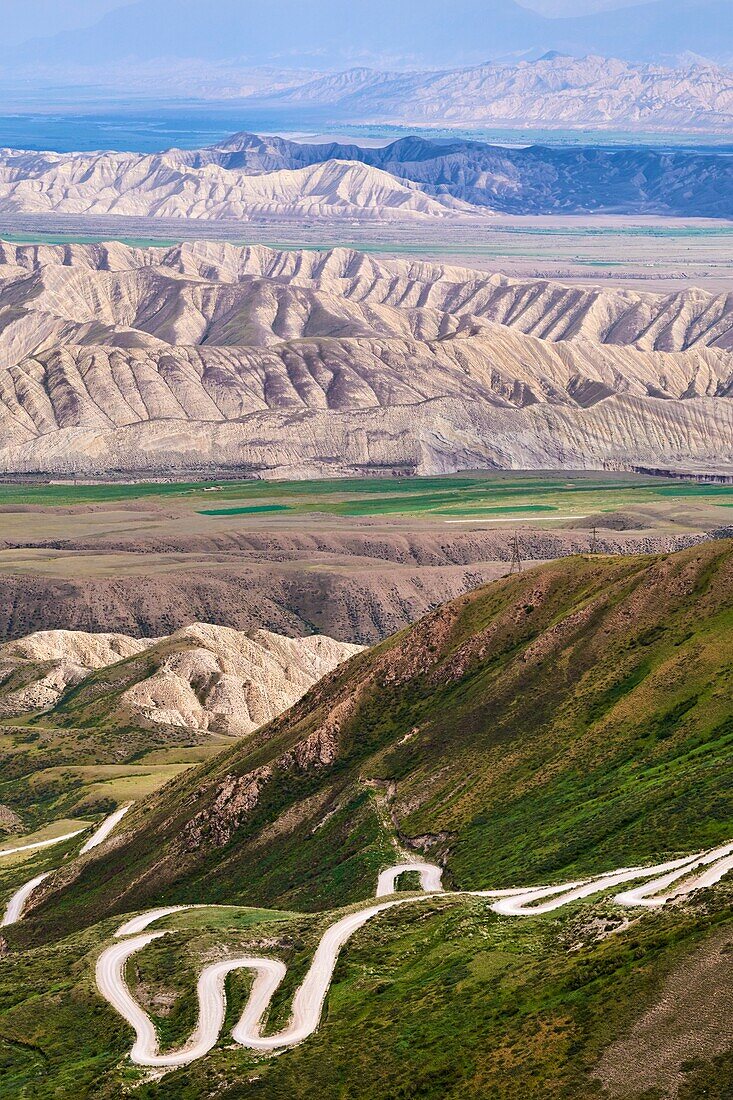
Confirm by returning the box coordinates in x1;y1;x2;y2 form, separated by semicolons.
0;0;701;46
524;0;661;11
0;1;121;45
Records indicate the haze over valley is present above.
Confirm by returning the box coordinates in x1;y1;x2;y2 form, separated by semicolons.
261;54;733;133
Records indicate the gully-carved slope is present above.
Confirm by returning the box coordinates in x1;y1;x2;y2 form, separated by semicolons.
0;154;471;222
2;128;733;220
0;624;361;735
0;242;730;476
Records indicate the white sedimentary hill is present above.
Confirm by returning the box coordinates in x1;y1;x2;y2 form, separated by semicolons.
0;623;362;734
0;129;730;219
0;153;470;222
1;239;733;352
0;240;730;476
176;129;733;218
0;631;154;715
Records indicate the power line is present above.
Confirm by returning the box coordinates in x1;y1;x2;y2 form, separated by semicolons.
509;530;523;574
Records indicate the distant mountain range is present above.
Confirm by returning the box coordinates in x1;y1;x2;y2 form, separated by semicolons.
265;54;733;133
4;132;729;221
12;0;733;73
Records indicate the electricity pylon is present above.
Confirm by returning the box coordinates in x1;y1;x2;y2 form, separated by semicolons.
509;530;523;574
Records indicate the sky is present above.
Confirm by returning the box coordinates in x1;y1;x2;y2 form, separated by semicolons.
2;0;724;80
0;0;698;46
0;1;120;45
524;0;659;11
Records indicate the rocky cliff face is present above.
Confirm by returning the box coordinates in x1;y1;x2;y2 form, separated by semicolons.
0;241;730;476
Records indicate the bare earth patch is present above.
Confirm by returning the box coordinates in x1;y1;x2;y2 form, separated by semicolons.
595;924;733;1098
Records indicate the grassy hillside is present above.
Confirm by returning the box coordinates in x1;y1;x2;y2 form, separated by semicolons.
24;541;733;939
1;879;730;1098
1;542;731;1099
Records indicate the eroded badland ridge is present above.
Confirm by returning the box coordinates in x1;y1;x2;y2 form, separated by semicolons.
0;240;731;477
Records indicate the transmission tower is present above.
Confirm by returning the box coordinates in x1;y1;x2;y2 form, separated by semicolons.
508;530;523;574
589;525;599;554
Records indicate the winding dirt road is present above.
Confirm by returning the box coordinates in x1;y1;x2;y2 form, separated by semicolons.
376;862;443;897
0;829;85;859
79;805;131;853
1;871;53;928
0;805;132;928
96;841;733;1069
489;843;733;915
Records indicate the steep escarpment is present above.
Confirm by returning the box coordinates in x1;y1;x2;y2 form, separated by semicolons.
0;242;730;476
0;523;721;646
4;385;730;477
0;559;512;646
25;541;733;934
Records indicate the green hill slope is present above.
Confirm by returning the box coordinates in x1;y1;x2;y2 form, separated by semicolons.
1;881;730;1099
26;541;733;938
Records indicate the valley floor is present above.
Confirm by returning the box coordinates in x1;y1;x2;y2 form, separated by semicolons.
2;213;732;288
1;472;731;644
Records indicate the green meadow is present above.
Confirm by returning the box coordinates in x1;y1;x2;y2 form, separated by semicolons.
1;473;732;521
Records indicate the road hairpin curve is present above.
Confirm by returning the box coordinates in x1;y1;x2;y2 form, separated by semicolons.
95;841;733;1069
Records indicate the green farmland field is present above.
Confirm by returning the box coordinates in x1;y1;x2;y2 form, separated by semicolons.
1;472;732;522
